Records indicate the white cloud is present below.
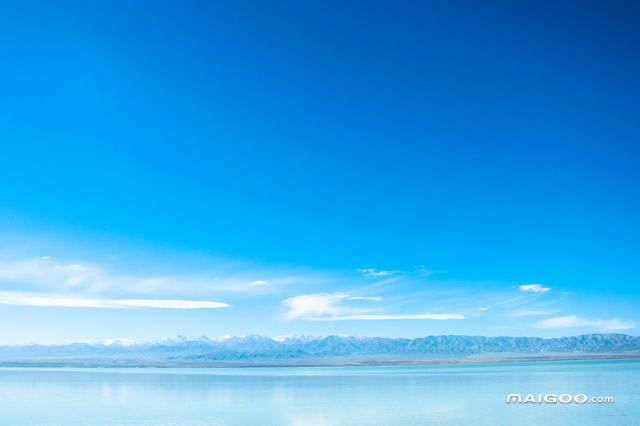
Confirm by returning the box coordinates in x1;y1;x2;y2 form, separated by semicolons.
533;315;634;331
0;291;228;309
519;284;550;293
282;293;351;320
310;314;465;321
282;292;463;321
113;299;228;309
357;269;404;277
251;281;266;285
477;307;489;311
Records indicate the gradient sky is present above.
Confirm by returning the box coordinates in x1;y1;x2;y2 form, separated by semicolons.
0;1;638;344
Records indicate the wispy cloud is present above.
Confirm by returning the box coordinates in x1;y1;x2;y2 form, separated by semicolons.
532;315;634;331
0;258;106;291
0;291;228;309
310;314;465;321
506;308;558;317
282;292;463;321
519;284;550;293
0;257;212;295
0;256;310;296
413;265;443;277
357;269;404;277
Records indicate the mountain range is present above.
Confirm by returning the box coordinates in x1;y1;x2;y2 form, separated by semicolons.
1;334;638;367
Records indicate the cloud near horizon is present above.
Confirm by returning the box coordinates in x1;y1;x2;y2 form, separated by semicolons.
532;315;634;331
281;293;464;321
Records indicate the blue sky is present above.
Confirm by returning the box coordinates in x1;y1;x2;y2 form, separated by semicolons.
0;1;638;344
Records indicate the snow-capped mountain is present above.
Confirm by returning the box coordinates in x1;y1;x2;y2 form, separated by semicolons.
0;334;637;367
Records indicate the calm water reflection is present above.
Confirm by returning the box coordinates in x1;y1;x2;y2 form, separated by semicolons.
0;359;638;425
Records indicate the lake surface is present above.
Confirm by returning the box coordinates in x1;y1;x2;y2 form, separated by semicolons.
0;359;638;425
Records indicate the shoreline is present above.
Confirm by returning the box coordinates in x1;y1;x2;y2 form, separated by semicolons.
0;354;638;369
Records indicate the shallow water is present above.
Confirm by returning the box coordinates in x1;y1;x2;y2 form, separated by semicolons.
0;359;638;425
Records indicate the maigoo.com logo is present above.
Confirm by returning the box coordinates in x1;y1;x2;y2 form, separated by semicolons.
506;393;614;404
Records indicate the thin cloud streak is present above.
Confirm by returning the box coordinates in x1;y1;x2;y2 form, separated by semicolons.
0;292;228;309
310;314;465;321
506;309;558;317
357;269;404;277
532;315;634;331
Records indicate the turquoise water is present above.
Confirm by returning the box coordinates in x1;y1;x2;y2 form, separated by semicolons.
0;359;638;425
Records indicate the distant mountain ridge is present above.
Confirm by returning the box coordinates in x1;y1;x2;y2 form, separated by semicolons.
0;334;638;367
